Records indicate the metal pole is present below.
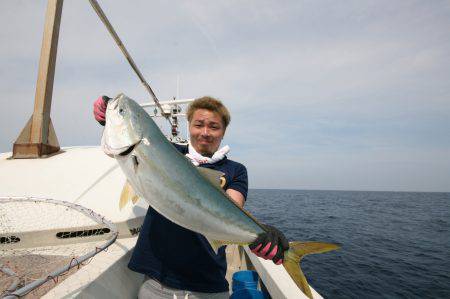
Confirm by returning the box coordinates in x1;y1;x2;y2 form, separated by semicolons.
12;0;63;158
88;0;170;123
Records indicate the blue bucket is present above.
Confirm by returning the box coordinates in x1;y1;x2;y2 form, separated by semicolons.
230;288;265;299
232;270;259;292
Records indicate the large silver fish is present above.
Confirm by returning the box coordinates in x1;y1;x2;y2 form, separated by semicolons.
102;93;339;298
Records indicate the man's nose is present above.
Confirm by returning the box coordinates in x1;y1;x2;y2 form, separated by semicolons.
201;127;210;136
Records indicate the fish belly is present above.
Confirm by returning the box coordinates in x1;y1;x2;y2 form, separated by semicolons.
117;155;258;244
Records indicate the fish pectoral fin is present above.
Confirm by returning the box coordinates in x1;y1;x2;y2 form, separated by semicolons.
131;195;139;204
205;237;229;254
119;180;140;210
197;168;225;189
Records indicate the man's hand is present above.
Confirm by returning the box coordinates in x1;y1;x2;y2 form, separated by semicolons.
249;224;289;265
93;95;111;126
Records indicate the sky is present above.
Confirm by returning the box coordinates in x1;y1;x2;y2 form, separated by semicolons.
1;1;449;192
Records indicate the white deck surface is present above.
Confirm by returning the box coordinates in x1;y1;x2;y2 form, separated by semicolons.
42;237;143;299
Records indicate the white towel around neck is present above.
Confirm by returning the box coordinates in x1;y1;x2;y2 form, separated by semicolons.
185;142;230;166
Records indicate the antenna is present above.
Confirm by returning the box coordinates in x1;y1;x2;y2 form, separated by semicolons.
176;75;180;100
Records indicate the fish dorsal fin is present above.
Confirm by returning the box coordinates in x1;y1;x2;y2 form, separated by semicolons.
197;167;225;189
119;180;139;210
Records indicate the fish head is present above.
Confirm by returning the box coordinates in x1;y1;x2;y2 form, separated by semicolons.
102;93;144;157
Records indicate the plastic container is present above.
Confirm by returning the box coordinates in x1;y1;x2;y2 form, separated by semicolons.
232;270;259;292
230;288;266;299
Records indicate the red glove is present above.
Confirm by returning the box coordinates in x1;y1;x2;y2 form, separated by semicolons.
249;224;289;265
93;95;111;126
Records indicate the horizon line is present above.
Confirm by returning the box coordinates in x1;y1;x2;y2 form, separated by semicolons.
249;188;450;194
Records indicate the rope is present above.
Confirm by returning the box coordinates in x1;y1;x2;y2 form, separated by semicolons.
88;0;172;124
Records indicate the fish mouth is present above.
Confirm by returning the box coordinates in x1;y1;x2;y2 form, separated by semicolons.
102;138;141;157
107;95;121;110
118;142;138;156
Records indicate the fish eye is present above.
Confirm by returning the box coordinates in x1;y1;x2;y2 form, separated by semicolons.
119;108;125;115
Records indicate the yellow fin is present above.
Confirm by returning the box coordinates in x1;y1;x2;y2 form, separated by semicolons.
205;237;230;254
283;241;340;299
119;181;139;210
197;168;225;189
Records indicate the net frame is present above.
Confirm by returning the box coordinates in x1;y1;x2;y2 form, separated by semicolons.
0;196;118;298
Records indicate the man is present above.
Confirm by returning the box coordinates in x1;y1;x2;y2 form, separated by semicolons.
94;95;288;298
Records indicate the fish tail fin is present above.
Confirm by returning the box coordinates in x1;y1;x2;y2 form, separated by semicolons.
283;241;340;299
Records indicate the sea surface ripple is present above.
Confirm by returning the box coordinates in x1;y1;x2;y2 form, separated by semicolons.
245;189;450;299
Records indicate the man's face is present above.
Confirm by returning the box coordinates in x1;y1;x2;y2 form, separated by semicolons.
189;109;225;156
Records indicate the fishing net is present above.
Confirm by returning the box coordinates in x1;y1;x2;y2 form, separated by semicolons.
0;196;118;298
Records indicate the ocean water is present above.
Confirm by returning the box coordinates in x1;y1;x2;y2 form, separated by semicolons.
245;189;450;299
